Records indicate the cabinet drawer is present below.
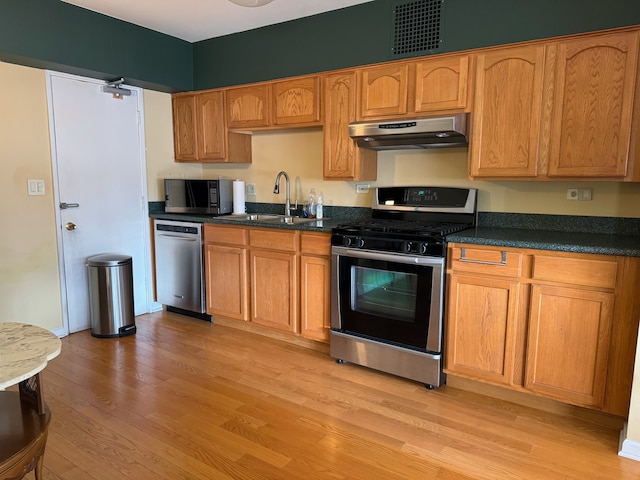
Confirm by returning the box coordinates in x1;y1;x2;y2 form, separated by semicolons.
301;233;330;256
204;224;248;246
532;255;617;289
450;246;522;277
250;228;299;252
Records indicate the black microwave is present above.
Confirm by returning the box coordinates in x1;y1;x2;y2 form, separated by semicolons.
164;178;233;215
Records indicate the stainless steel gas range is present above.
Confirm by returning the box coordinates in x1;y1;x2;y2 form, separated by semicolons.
330;186;477;388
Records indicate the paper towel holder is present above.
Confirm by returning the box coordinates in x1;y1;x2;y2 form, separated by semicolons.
232;179;246;214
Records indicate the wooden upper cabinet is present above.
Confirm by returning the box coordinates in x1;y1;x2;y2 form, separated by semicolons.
172;95;197;162
196;90;226;161
322;72;377;181
226;84;270;129
414;55;471;113
357;64;409;119
272;76;321;126
172;90;251;163
469;44;547;178
548;31;640;178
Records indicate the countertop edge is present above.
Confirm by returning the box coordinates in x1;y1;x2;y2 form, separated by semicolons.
447;229;640;257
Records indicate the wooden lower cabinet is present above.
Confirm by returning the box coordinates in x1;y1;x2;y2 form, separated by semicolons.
445;243;640;416
446;274;526;386
526;284;614;407
205;244;249;321
204;225;332;342
250;248;298;333
249;228;299;334
300;232;331;342
204;225;249;321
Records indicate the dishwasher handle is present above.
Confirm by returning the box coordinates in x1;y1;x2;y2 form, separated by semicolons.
156;233;199;241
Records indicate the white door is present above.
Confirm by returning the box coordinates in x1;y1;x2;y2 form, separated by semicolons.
47;72;151;334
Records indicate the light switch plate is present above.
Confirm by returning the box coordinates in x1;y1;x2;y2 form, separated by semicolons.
27;179;45;196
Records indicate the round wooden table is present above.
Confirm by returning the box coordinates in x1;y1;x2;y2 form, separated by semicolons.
0;322;61;480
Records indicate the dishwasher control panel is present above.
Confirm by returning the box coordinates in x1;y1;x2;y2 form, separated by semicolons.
156;223;199;235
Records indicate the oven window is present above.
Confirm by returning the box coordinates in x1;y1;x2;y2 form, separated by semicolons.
337;256;435;351
352;267;417;322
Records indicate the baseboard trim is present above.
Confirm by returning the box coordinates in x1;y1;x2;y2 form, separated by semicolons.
619;423;640;461
213;316;329;354
446;375;625;429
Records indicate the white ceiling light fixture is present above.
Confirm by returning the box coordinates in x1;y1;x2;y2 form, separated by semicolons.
228;0;275;7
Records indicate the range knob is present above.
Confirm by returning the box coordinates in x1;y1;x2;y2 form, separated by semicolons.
419;243;428;255
403;241;414;253
356;237;365;248
343;236;355;247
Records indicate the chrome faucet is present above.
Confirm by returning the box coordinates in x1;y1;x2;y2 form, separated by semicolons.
273;171;291;216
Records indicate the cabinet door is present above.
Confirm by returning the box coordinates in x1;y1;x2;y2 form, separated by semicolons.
172;95;198;162
526;284;614;407
250;250;298;333
548;32;639;177
205;244;249;321
196;91;226;161
272;77;321;126
300;255;331;342
357;64;409;119
322;72;377;181
445;273;525;386
300;233;331;342
469;45;546;178
226;84;270;129
414;55;470;113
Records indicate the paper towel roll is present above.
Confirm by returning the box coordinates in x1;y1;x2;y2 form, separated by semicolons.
233;179;245;214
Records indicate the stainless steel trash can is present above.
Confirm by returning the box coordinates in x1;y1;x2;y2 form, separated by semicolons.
87;254;136;338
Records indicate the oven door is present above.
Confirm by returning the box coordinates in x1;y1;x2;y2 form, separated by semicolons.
331;246;444;353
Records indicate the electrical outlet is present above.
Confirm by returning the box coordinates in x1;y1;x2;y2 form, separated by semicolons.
578;188;593;201
567;188;592;201
356;184;370;194
246;183;256;195
27;179;45;196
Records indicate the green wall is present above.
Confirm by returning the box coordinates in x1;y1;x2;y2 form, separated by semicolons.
0;0;192;92
2;0;640;92
193;1;391;89
194;0;640;90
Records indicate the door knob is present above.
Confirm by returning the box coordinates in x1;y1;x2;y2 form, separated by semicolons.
65;222;77;231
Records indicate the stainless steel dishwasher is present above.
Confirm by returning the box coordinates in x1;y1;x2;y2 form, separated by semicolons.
153;219;210;320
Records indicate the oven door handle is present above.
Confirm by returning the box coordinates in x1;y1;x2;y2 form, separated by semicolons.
331;246;444;266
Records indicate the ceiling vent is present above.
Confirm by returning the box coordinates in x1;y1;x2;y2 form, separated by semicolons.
391;0;444;58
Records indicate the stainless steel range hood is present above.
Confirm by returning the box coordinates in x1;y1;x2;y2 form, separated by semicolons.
349;113;469;150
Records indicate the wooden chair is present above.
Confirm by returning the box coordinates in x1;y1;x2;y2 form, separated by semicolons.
0;376;51;480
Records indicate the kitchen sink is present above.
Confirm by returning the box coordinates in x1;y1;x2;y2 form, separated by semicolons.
224;213;281;221
223;213;318;224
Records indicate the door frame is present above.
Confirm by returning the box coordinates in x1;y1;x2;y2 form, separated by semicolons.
45;70;154;337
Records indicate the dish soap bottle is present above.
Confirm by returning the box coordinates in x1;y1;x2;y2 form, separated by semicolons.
316;191;323;219
303;188;317;218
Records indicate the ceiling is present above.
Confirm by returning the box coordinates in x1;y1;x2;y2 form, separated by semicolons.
60;0;375;43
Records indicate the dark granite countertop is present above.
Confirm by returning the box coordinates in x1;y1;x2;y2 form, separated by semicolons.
150;204;640;256
447;227;640;257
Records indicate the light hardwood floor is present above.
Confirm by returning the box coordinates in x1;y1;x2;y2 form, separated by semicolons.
34;311;640;479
